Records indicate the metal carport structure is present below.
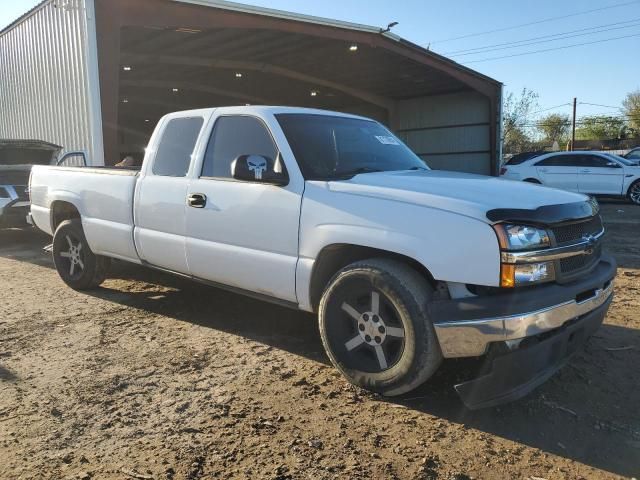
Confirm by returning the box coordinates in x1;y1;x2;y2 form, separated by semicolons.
1;0;502;174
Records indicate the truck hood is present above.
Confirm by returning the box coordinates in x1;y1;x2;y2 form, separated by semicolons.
327;169;590;223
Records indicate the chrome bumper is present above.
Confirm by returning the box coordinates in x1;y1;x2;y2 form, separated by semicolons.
434;280;614;358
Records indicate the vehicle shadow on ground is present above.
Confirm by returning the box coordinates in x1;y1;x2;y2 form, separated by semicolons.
1;228;639;476
94;262;640;477
390;322;640;477
0;365;18;382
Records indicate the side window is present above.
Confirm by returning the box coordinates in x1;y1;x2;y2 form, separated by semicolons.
201;116;277;178
536;155;576;167
573;155;608;168
152;117;204;177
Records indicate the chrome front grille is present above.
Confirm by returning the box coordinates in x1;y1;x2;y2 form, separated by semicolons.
550;215;603;245
551;215;604;281
559;243;602;274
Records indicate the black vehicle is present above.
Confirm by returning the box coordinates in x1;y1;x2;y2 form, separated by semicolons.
0;140;90;228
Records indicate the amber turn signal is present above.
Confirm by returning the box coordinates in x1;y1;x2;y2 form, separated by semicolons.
500;264;516;288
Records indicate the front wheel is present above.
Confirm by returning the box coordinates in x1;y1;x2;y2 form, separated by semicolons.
318;258;442;396
628;180;640;205
52;219;110;290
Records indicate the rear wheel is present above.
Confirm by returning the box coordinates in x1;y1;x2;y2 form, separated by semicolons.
52;219;110;290
628;180;640;205
318;258;442;396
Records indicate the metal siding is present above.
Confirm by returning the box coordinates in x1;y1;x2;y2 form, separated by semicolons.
419;153;491;175
395;91;492;175
0;0;102;165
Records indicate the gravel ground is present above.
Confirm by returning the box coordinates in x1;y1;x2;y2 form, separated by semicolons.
0;201;639;480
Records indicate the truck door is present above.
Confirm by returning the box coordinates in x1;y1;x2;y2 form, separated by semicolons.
134;116;205;273
185;114;303;302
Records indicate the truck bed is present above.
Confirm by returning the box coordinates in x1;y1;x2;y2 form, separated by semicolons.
30;165;140;262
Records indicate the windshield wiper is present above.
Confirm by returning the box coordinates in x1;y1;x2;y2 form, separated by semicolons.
333;167;384;179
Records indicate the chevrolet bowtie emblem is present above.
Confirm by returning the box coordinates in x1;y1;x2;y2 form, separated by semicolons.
583;234;597;255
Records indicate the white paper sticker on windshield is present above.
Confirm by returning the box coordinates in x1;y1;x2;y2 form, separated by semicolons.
375;135;401;145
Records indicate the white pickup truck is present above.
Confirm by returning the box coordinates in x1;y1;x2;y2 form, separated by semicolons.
29;106;616;409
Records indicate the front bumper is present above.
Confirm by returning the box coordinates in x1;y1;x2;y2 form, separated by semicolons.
431;255;616;358
429;255;616;409
455;295;611;409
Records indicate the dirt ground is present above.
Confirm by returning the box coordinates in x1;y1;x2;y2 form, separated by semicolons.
1;201;639;480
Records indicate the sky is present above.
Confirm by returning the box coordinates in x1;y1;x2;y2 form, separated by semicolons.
2;0;639;121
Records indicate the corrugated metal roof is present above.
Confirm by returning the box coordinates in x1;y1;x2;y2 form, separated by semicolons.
170;0;403;39
171;0;500;86
1;0;500;86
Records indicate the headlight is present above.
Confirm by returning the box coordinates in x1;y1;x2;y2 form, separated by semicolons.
493;224;554;287
493;224;550;251
500;262;555;288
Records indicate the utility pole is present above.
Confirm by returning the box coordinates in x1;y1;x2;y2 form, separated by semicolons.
571;97;577;151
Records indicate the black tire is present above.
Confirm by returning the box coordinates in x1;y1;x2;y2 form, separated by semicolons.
523;178;541;184
52;219;110;290
318;258;442;396
628;180;640;205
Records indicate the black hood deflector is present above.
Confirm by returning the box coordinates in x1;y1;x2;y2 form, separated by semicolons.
486;198;599;225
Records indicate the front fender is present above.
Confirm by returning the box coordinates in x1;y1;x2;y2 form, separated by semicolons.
298;183;500;309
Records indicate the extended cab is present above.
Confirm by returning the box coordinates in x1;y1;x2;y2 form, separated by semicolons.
29;106;616;408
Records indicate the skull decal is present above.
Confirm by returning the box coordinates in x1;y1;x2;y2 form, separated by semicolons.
246;155;267;180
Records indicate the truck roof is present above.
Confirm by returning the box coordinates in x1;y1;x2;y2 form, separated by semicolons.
165;105;372;121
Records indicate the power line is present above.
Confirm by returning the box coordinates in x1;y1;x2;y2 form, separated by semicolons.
443;18;640;55
463;31;640;64
528;103;572;116
445;19;640;57
426;0;640;45
578;102;623;109
517;116;638;128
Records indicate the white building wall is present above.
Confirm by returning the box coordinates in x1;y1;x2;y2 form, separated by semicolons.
0;0;103;165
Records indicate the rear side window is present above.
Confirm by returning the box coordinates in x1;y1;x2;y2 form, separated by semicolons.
201;116;277;178
506;151;544;165
152;117;204;177
535;155;580;167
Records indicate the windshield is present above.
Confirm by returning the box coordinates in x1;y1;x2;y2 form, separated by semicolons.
276;114;428;180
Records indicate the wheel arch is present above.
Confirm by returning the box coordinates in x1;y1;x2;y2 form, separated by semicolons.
307;243;437;313
50;200;81;233
627;177;640;203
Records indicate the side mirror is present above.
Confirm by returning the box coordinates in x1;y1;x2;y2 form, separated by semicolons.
231;154;288;185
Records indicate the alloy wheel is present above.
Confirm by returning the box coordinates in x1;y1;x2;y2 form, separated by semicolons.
630;183;640;205
326;285;406;373
58;234;85;278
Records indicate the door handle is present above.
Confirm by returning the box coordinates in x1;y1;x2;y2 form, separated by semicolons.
580;169;591;173
538;168;548;173
187;193;207;208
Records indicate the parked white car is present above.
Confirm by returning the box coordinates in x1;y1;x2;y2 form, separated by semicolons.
29;106;616;409
624;147;640;164
501;151;640;205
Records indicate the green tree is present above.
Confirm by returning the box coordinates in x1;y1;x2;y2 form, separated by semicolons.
537;113;571;144
575;116;625;140
622;89;640;131
502;88;538;154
